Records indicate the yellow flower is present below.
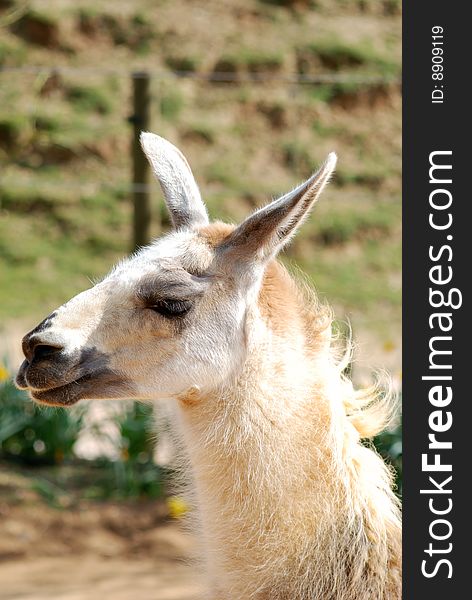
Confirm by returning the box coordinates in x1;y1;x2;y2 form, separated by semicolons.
0;363;9;382
166;495;188;519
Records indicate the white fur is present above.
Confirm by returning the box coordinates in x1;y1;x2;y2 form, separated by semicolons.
140;132;208;228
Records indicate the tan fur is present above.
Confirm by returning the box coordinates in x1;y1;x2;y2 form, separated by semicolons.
198;221;235;248
177;385;204;407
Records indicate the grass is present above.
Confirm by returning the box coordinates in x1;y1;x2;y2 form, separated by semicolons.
282;140;314;178
290;237;401;311
260;0;318;8
0;37;27;66
0;114;30;148
165;55;201;73
159;88;185;122
215;48;285;75
239;49;285;73
310;200;399;245
296;37;399;76
33;113;62;133
335;164;395;189
182;122;216;144
66;85;113;115
0;185;129;318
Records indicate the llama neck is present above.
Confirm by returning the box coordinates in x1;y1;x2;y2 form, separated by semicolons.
177;342;330;593
173;265;401;598
176;334;400;598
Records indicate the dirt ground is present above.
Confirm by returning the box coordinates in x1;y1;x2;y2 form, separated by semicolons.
0;469;204;600
0;557;202;600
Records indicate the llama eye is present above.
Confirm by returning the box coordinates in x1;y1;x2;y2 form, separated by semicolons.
148;299;192;318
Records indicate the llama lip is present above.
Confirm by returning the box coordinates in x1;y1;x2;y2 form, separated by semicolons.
15;361;89;406
16;346;132;406
28;369;135;407
29;375;89;406
15;360;29;390
15;356;83;396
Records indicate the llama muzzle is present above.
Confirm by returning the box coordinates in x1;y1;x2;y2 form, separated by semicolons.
15;334;133;406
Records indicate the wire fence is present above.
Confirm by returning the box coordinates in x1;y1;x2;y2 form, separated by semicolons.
0;64;400;84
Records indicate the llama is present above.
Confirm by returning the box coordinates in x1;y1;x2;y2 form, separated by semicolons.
16;133;401;599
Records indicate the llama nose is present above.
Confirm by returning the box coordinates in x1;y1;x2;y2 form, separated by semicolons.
22;335;64;363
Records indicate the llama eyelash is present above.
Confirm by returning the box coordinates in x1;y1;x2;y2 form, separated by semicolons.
148;298;193;318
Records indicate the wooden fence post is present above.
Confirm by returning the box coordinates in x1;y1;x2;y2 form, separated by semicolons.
130;71;151;251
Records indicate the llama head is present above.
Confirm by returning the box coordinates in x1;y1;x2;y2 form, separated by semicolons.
16;133;336;406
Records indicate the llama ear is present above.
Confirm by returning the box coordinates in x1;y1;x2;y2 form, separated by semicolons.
219;152;337;263
140;132;209;229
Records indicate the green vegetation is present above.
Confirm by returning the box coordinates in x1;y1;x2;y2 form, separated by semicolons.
297;37;398;75
0;37;27;66
214;48;285;77
159;88;185;121
0;375;164;500
260;0;317;8
165;55;201;73
0;113;29;148
311;201;398;245
115;402;164;498
236;49;285;73
0;183;128;317
181;123;217;146
66;85;113;115
0;377;84;465
282;140;314;178
374;421;402;495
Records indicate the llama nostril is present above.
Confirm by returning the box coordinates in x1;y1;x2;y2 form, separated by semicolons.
22;332;64;362
32;344;64;362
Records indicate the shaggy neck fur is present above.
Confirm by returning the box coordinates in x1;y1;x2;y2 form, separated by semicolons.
173;260;401;600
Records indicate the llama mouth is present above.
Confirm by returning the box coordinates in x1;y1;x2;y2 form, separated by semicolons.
24;369;134;407
15;358;84;405
29;374;94;406
15;347;134;406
